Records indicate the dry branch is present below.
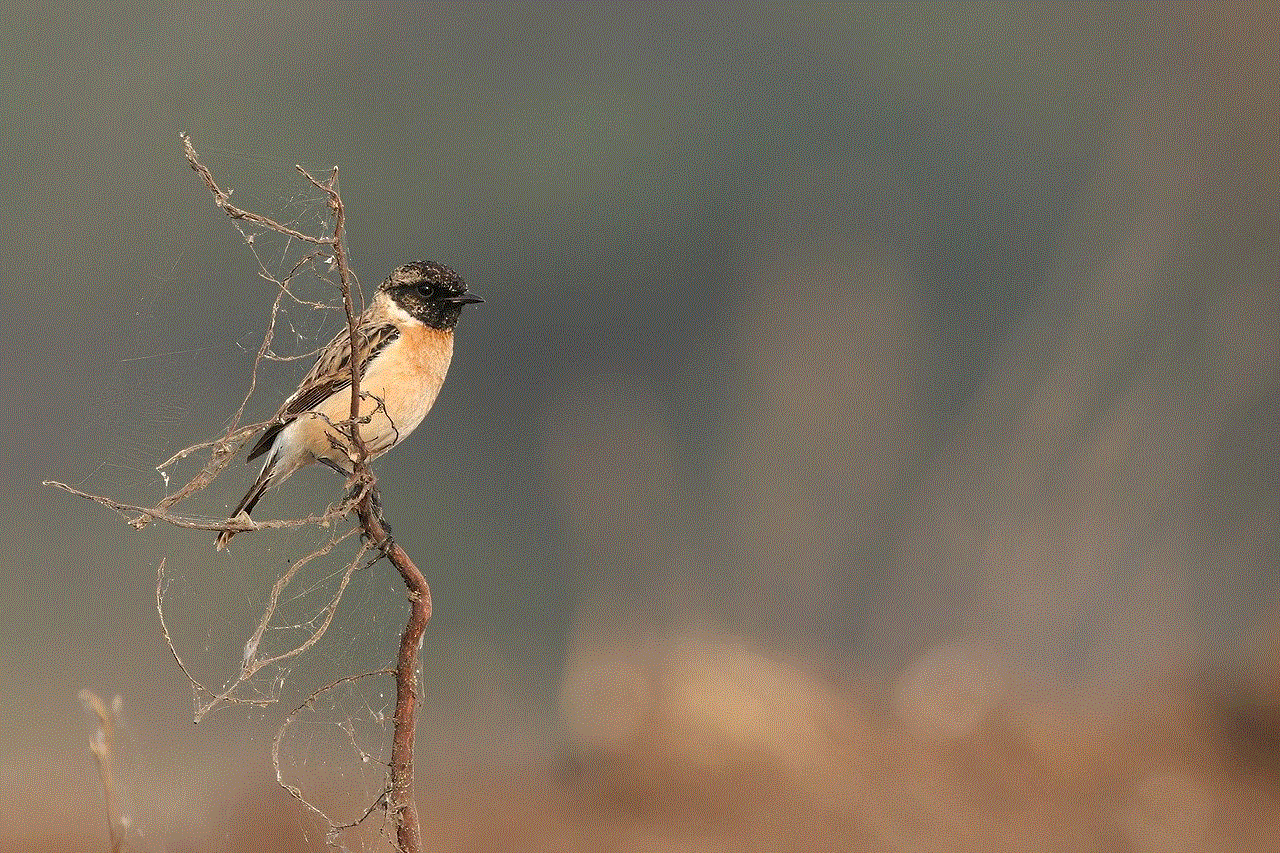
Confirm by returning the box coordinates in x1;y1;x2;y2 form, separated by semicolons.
47;134;438;853
291;144;429;853
355;495;431;852
183;134;333;246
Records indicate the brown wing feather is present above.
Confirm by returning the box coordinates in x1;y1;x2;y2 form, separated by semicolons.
247;318;401;461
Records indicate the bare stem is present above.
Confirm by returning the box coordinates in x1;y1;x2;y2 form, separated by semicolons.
355;491;430;853
51;135;434;853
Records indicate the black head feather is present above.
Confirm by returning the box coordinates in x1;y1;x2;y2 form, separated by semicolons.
383;261;482;330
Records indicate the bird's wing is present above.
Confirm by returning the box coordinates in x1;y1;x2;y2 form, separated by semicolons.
246;316;401;461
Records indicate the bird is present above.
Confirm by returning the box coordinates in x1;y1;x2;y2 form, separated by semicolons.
216;260;482;550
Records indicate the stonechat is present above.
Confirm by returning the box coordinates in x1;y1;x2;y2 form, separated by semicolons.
216;260;481;549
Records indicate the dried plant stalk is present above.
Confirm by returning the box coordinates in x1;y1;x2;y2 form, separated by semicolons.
49;135;438;853
79;690;126;853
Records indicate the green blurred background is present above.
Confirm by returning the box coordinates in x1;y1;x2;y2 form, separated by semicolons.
2;3;1276;850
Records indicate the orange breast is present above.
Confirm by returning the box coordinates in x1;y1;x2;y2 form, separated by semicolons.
309;325;455;461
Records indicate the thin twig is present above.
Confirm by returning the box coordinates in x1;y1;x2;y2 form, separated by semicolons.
156;527;371;721
182;134;332;246
273;668;397;843
45;479;361;535
155;559;216;712
51;135;436;853
239;528;368;676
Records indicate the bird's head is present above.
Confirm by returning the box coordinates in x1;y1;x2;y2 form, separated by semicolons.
382;260;482;330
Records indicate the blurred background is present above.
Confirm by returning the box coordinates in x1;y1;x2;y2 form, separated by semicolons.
2;3;1277;851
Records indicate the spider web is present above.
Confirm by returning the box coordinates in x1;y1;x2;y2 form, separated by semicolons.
275;670;403;851
72;165;354;500
67;155;418;849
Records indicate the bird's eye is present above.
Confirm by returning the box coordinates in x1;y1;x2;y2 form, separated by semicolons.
416;282;436;298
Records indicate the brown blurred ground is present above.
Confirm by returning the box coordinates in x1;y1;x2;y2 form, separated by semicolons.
11;633;1279;852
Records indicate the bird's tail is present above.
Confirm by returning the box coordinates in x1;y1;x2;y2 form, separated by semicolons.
215;450;278;551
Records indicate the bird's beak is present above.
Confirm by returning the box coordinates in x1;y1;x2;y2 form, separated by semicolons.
441;293;483;305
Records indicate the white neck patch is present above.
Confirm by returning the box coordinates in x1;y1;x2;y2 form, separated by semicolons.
384;296;424;328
